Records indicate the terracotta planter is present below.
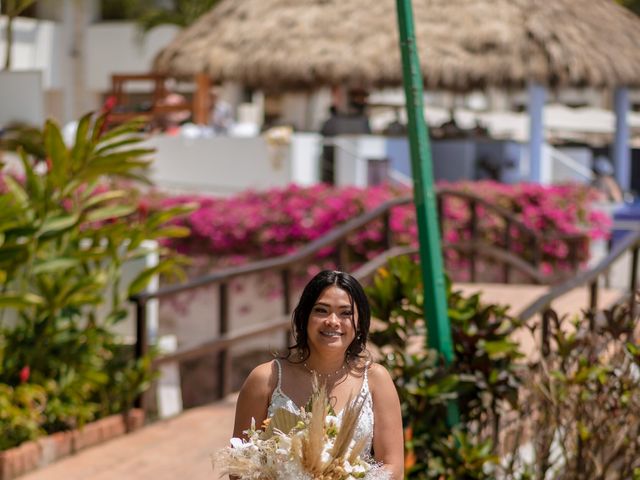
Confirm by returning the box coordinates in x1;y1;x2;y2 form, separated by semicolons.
0;409;145;480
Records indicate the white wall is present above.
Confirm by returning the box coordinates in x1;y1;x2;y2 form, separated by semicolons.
145;133;322;196
279;88;332;131
86;22;180;92
0;16;64;89
0;71;44;125
0;16;180;122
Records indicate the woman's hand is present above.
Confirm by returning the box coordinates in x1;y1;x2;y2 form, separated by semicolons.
369;363;404;480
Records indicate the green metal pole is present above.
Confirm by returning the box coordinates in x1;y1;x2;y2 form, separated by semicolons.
395;0;459;425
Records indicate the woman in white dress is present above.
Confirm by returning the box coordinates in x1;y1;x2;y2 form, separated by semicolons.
232;270;404;479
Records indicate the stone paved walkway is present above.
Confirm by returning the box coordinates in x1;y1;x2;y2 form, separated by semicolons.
19;283;624;480
20;395;238;480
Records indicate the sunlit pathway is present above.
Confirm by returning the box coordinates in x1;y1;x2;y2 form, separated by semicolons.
19;283;624;480
455;282;624;358
20;395;238;480
455;282;623;319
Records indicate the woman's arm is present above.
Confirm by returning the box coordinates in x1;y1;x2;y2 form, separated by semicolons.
369;363;405;480
232;361;275;439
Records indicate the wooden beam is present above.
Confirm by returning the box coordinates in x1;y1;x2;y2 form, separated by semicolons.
193;73;211;125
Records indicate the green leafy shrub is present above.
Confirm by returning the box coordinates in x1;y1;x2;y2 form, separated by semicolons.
367;256;524;479
0;113;192;449
0;383;46;451
504;302;640;479
368;256;640;479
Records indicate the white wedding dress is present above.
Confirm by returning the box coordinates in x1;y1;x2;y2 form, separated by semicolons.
267;359;375;456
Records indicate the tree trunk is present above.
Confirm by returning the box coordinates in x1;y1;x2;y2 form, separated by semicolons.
3;0;38;71
4;15;14;70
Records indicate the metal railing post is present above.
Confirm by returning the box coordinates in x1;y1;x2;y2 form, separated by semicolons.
436;194;444;236
218;282;231;398
503;220;512;283
589;279;599;312
335;240;349;271
134;298;148;410
568;238;580;273
382;210;393;251
469;199;477;282
531;234;542;270
630;245;639;316
282;269;292;348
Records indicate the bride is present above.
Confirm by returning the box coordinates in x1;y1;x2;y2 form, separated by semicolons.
232;270;404;479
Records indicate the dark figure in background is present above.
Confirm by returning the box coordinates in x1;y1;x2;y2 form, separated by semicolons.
209;86;234;135
592;156;624;203
383;107;407;136
319;89;372;184
320;106;340;183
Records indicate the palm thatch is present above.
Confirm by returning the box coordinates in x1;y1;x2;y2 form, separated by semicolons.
153;0;640;92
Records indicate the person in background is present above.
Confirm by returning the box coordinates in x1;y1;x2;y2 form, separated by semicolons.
157;91;191;134
318;90;372;183
345;88;372;134
319;105;340;183
592;156;624;203
209;86;234;134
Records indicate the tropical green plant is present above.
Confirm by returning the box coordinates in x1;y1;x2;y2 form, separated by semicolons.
0;383;46;450
504;301;640;479
616;0;640;15
366;256;524;479
137;0;218;32
0;113;191;319
0;122;45;159
427;430;498;480
100;0;218;31
368;257;640;479
0;113;193;449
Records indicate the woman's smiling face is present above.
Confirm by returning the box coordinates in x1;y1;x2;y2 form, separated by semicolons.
307;285;357;355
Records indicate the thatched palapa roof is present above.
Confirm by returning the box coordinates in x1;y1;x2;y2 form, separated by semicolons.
153;0;640;92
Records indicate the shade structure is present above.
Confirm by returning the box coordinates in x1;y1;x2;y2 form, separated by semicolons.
153;0;640;92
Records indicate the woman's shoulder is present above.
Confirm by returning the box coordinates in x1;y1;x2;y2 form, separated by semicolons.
365;361;389;376
241;360;279;396
365;362;395;390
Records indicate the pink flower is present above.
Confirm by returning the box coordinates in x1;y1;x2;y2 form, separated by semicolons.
19;366;30;384
143;181;610;277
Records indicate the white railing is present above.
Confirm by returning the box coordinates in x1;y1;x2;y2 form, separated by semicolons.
543;144;594;183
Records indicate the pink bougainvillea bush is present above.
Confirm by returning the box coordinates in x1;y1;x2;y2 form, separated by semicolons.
145;181;611;282
436;181;611;279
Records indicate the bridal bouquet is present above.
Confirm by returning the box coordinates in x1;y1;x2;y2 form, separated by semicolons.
213;381;390;480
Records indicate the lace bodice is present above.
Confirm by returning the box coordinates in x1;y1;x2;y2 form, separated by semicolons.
267;359;374;456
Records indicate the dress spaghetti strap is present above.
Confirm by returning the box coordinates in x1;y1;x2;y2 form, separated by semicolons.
362;361;370;393
273;359;283;391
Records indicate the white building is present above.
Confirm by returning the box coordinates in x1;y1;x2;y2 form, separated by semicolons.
1;1;639;192
0;0;180;125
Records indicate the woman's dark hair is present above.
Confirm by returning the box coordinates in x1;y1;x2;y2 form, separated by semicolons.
286;270;371;363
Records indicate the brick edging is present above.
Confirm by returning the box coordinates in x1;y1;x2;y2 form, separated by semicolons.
0;409;145;480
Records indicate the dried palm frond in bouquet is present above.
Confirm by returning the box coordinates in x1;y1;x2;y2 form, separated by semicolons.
213;379;390;479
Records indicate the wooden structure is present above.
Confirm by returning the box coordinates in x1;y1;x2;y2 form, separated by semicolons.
108;73;211;127
154;0;640;187
129;189;590;409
